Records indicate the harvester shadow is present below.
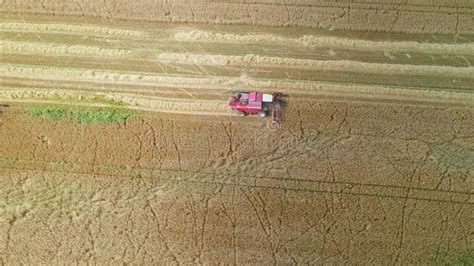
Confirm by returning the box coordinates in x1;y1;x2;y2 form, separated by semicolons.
277;93;289;126
0;104;9;113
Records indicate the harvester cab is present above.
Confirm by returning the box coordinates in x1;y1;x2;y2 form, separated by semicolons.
228;91;283;125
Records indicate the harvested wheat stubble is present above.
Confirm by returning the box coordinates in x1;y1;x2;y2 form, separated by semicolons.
1;40;132;57
0;21;147;37
0;97;473;264
156;53;474;79
1;0;473;34
174;30;474;55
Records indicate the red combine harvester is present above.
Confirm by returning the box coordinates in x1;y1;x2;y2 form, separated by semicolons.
228;91;283;125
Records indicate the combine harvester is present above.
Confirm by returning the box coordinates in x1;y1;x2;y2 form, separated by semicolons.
228;91;283;125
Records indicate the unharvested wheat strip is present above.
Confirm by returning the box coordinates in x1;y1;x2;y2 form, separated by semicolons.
156;53;474;79
3;98;228;116
0;78;221;97
1;64;472;104
174;30;474;55
1;40;132;57
0;88;229;115
0;21;147;38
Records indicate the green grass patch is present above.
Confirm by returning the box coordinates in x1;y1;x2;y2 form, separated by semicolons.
70;109;135;123
431;142;474;170
453;251;474;266
24;107;67;120
25;107;136;123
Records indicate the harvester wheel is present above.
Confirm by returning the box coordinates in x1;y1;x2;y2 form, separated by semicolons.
257;111;267;118
238;111;247;116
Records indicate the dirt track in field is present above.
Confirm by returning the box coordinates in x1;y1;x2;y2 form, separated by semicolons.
0;8;473;265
